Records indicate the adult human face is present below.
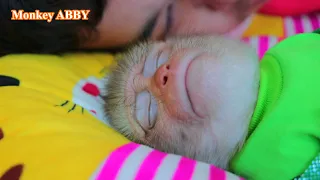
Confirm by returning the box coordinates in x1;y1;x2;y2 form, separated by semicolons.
85;0;264;49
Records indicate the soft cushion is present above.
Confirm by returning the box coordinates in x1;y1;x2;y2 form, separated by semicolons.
0;53;242;180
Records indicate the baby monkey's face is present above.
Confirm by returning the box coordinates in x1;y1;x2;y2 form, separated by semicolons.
105;35;259;168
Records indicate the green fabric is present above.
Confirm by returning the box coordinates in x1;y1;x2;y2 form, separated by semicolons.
230;32;320;180
297;30;320;180
294;153;320;180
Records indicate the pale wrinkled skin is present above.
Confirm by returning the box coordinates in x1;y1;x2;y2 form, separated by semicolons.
104;35;260;169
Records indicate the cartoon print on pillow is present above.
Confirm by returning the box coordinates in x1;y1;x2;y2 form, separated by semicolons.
0;128;24;180
0;75;20;87
55;100;87;114
55;76;110;126
0;128;3;140
0;164;24;180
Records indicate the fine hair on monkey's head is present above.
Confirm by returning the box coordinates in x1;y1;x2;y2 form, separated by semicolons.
104;35;260;169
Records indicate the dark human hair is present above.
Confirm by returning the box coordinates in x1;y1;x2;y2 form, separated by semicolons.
0;0;106;56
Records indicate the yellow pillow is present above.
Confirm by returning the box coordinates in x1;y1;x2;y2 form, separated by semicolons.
0;53;129;179
0;53;242;180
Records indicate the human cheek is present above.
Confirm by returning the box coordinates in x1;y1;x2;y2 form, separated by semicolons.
170;1;240;36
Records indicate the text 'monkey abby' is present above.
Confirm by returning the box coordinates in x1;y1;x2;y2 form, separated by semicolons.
11;10;91;23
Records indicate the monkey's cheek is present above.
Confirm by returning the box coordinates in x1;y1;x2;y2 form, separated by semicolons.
186;58;217;118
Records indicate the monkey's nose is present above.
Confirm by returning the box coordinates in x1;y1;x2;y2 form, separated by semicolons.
154;63;170;88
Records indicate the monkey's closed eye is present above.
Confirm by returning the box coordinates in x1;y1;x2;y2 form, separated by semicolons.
135;90;158;130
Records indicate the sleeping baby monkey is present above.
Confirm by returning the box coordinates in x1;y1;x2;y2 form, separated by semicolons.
104;35;259;168
104;32;320;179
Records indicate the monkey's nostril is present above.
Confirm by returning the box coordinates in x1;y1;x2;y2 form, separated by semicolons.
163;76;168;85
166;65;170;69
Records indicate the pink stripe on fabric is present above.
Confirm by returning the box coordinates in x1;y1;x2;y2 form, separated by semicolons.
293;16;304;34
309;14;320;30
209;165;226;180
172;157;196;180
96;143;140;180
134;150;168;180
258;36;269;59
240;178;245;180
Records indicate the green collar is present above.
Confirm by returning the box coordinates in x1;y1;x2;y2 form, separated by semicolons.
248;56;283;136
249;29;318;134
